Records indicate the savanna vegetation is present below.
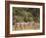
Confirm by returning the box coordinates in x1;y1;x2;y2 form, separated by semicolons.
12;7;40;31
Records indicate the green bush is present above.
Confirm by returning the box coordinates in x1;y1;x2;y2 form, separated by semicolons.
13;7;40;23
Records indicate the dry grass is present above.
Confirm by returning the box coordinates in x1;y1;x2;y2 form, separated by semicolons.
13;22;40;31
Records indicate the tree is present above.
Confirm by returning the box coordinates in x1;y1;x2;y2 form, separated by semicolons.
13;7;40;23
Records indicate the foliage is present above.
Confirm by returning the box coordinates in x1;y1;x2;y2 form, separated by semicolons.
13;7;40;22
